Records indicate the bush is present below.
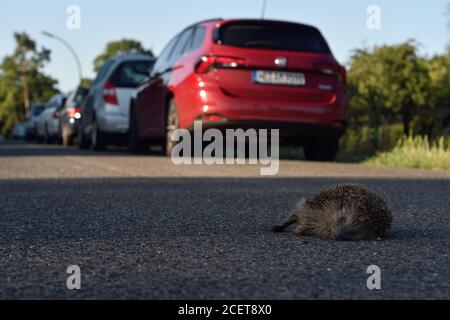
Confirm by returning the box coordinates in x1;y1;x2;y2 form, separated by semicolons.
337;124;404;161
364;135;450;170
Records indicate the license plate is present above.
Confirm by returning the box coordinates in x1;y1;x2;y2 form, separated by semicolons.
253;70;306;86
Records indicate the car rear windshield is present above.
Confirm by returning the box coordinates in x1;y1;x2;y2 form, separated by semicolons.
31;105;46;116
110;60;154;88
216;22;331;54
75;87;89;105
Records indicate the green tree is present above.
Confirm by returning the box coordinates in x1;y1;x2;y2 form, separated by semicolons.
0;32;58;137
80;78;93;88
93;39;153;72
9;33;53;111
426;55;449;109
347;41;430;138
410;55;450;136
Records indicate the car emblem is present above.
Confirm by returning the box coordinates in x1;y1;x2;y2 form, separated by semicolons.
274;57;288;68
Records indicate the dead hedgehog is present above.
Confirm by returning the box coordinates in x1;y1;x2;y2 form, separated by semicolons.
273;184;393;241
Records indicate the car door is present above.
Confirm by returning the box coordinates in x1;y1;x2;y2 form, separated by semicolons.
81;59;116;136
49;95;66;135
166;26;205;128
110;59;154;121
135;35;180;138
61;90;75;128
44;97;58;135
38;98;55;136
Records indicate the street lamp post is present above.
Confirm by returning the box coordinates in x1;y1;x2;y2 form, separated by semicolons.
42;31;83;84
261;0;268;19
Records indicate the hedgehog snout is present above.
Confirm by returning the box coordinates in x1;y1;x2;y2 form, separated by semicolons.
335;229;356;241
332;216;352;240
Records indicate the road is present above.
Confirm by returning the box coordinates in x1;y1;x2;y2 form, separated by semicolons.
0;140;449;299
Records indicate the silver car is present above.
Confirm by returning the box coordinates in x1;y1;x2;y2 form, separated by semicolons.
78;55;155;150
11;122;27;140
35;94;67;143
25;104;46;141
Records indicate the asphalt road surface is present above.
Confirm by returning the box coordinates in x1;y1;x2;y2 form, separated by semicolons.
1;140;449;299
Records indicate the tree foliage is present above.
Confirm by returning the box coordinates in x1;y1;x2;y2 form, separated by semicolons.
93;39;153;72
80;78;93;88
347;41;449;139
0;32;58;137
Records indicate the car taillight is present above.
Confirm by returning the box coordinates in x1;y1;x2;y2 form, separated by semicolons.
103;81;118;105
195;56;246;74
318;65;347;84
67;107;81;119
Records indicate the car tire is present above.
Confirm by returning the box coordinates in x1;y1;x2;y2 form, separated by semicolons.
303;137;340;162
128;104;149;154
25;130;34;142
36;134;43;143
90;119;108;151
44;125;52;144
78;124;90;150
164;99;180;157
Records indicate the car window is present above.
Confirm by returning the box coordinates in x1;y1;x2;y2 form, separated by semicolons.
47;97;57;108
110;61;154;88
64;91;75;107
152;36;179;75
31;105;45;117
170;28;194;62
217;22;331;53
93;59;115;85
75;88;89;105
59;95;67;109
189;26;206;51
46;94;64;109
66;91;75;103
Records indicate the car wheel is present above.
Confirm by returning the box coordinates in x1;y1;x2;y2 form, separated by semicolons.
25;130;34;142
164;99;180;157
36;134;43;143
128;105;149;154
303;137;340;162
90;119;108;151
44;125;52;144
78;124;90;150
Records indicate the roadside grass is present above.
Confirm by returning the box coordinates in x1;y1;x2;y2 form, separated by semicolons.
279;146;305;160
279;125;450;171
364;135;450;170
337;124;404;162
280;124;405;162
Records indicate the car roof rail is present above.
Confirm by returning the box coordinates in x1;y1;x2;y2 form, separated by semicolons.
198;18;223;24
190;18;223;27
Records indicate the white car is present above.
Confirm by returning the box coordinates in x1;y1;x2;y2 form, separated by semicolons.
25;104;46;141
78;55;155;150
11;122;27;140
35;94;67;143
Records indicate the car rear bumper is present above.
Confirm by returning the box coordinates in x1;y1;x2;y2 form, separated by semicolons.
187;120;346;139
50;118;61;135
97;104;129;134
177;81;348;135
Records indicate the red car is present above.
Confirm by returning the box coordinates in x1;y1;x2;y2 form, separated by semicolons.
130;18;348;161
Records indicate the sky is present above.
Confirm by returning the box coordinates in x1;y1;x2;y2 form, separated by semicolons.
1;0;448;92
